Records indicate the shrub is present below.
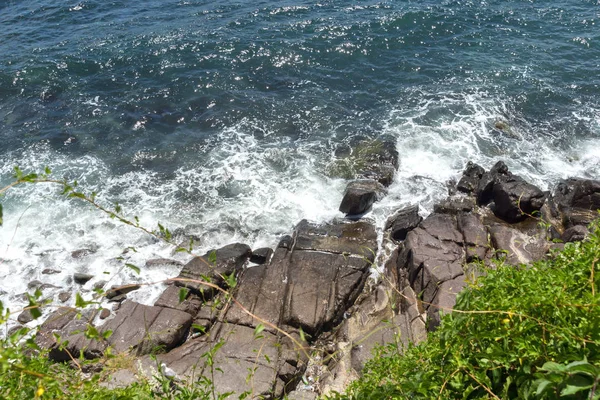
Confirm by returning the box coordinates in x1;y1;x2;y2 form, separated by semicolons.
332;222;600;399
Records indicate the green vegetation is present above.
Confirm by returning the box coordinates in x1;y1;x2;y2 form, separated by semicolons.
331;222;600;399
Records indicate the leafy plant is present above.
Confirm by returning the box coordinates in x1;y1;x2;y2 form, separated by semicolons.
331;221;600;399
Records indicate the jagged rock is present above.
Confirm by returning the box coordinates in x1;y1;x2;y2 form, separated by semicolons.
385;204;422;241
154;285;203;316
158;323;307;399
226;219;377;336
492;178;546;223
106;284;141;299
397;213;464;331
73;273;94;285
37;302;192;360
250;247;274;264
145;258;183;268
488;223;550;265
427;276;466;330
434;196;476;215
552;178;600;228
477;161;511;205
457;162;485;194
174;243;251;296
457;213;489;262
36;307;105;361
100;301;192;356
562;225;589;243
339;179;386;216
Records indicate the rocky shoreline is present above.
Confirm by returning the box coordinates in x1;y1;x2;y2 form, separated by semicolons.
22;144;600;398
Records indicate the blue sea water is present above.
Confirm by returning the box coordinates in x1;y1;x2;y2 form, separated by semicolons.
0;0;599;316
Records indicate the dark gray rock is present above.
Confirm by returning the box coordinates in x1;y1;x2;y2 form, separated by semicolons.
562;225;589;243
250;247;274;264
226;219;377;336
101;301;192;356
71;248;96;259
385;204;422;241
42;268;61;275
477;161;512;205
107;294;127;303
457;161;485;194
457;213;489;262
73;273;94;285
174;243;251;296
158;323;306;399
339;179;386;216
488;224;550;265
145;258;183;268
552;178;600;228
154;285;203;316
492;178;546;223
58;292;71;303
99;308;110;320
36;307;105;362
17;309;35;324
434;196;476;215
397;213;464;331
105;284;141;299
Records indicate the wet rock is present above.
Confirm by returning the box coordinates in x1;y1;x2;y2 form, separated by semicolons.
74;273;94;285
154;285;203;316
28;280;60;291
93;281;107;291
385;204;422;241
145;258;183;268
101;301;192;356
492;178;546;223
58;292;71;303
17;309;35;324
278;235;293;249
476;161;511;205
105;284;141;299
552;178;600;228
250;247;274;264
99;308;110;320
434;196;476;215
71;248;96;259
457;161;485;194
107;294;127;303
174;243;251;296
327;138;399;186
562;225;589;243
339;179;386;216
42;268;61;275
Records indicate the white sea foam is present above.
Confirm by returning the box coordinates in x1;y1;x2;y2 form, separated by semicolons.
1;89;599;332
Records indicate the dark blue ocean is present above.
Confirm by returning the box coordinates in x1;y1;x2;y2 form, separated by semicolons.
1;1;599;313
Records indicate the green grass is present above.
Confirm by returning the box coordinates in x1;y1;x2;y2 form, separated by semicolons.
2;221;600;399
330;222;600;399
